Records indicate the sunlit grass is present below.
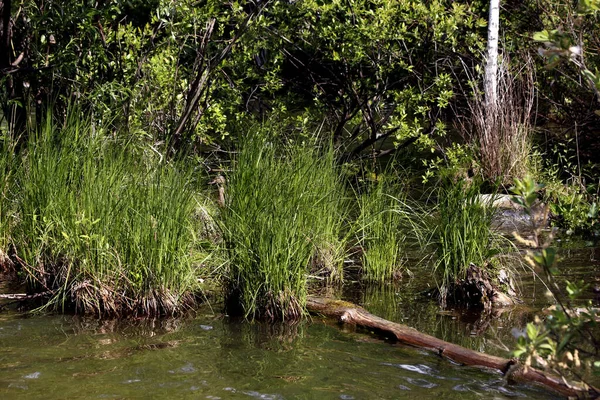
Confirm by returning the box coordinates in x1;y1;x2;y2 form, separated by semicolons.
12;112;200;316
432;181;507;301
354;174;430;283
220;131;347;320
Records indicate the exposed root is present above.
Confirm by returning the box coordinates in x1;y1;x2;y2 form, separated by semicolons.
442;263;517;310
67;280;197;317
226;288;305;322
262;290;304;322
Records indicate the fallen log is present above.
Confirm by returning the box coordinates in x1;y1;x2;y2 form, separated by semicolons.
306;296;599;399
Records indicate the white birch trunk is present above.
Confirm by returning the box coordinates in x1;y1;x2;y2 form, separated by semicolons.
485;0;500;110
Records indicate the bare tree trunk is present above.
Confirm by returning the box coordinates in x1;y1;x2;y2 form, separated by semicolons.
484;0;500;110
479;0;501;180
173;5;264;143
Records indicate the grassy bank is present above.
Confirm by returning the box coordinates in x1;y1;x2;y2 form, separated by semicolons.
7;114;201;316
0;116;521;320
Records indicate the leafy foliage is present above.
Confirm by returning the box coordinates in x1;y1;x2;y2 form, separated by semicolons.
511;177;599;391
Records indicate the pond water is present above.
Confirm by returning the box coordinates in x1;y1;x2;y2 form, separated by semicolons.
0;243;598;399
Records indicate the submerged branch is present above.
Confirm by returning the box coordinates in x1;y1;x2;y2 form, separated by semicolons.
306;296;599;399
0;291;52;300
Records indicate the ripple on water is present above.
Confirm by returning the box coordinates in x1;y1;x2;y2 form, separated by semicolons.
496;385;527;397
23;372;41;379
404;377;438;389
382;362;436;376
179;362;196;373
8;383;28;390
242;390;284;399
452;384;469;392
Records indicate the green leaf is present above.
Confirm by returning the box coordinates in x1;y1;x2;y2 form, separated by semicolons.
539;343;554;351
533;31;550;42
557;333;573;353
513;348;526;358
526;323;539;340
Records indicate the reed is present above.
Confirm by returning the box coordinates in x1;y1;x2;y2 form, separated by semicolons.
354;172;431;283
221;131;347;321
460;55;535;185
0;132;15;268
12;112;200;316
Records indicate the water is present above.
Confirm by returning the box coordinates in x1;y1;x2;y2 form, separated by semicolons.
0;311;556;399
0;242;597;399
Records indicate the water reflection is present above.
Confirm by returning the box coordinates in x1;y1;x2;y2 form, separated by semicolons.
0;309;560;399
69;314;186;336
2;242;596;399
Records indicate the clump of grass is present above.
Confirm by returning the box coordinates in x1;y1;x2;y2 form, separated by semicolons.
353;170;430;283
433;181;505;302
0;131;16;270
12;112;199;316
221;131;346;321
356;177;406;282
461;55;535;185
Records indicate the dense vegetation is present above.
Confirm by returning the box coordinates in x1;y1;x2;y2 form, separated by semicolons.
1;0;599;391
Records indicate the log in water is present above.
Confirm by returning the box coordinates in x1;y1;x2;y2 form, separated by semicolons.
306;296;598;399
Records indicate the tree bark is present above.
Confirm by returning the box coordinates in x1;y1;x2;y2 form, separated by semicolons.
484;0;499;110
306;296;598;399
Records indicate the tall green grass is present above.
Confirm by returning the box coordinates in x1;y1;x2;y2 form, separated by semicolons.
0;131;15;268
221;132;347;321
356;178;405;282
433;181;503;300
354;173;430;283
12;113;199;316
